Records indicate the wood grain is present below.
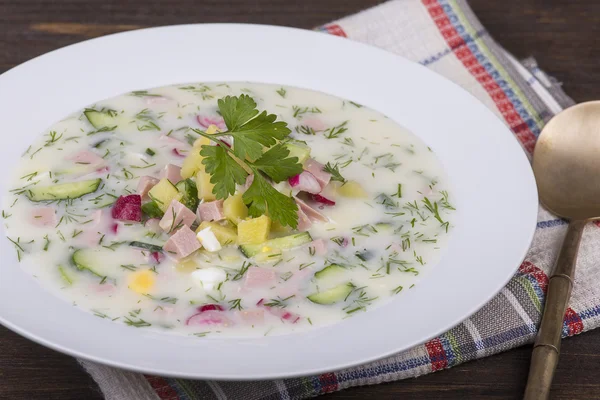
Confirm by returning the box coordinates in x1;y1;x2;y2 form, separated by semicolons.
1;0;599;399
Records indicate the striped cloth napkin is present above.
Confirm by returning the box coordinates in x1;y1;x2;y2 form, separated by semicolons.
80;1;597;399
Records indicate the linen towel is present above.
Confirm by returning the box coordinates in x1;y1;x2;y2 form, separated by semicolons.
80;1;588;398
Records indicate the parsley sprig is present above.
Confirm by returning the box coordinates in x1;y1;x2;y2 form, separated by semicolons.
191;95;303;228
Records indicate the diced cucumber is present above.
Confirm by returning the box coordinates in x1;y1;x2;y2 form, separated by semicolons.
314;264;345;280
307;283;353;305
129;241;163;252
284;140;311;164
141;201;164;218
71;248;113;277
239;232;312;258
374;222;394;232
58;265;74;285
175;179;199;211
84;109;119;129
26;178;101;201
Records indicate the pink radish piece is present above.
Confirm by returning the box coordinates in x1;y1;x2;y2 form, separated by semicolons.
111;195;142;222
288;171;321;194
311;194;336;206
172;148;186;158
197;115;226;130
186;310;232;326
198;304;224;312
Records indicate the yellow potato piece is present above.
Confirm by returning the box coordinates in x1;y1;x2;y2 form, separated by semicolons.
237;215;271;245
338;180;368;198
128;270;156;293
223;193;248;224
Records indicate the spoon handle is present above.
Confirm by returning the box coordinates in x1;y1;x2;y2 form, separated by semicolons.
523;219;587;400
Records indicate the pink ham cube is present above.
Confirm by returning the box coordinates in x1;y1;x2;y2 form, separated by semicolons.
67;150;105;167
163;226;201;259
196;200;225;222
309;238;329;256
304;158;331;189
244;267;276;289
30;207;57;227
237;308;265;325
137;176;159;199
159;200;197;233
159;164;182;184
295;197;328;223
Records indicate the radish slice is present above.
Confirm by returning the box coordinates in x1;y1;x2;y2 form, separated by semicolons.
172;148;186;157
186;310;232;326
256;299;301;323
288;171;321;194
197;115;226;130
311;194;336;206
198;304;224;312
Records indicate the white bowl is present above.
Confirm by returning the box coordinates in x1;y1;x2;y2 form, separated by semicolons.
0;24;537;380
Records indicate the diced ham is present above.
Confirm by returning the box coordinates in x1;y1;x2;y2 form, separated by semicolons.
303;118;327;131
89;283;116;294
137;176;159;199
186;310;232;326
288;171;321;194
30;206;57;227
159;134;188;147
196;200;225;222
159;164;182;184
244;267;276;289
304;158;331;189
111;194;142;222
296;205;312;231
67;150;105;167
163;226;201;260
309;238;329;256
159;200;196;233
237;308;265;325
197;115;226;131
295;197;328;223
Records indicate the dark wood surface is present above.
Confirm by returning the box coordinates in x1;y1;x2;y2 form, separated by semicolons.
0;0;599;399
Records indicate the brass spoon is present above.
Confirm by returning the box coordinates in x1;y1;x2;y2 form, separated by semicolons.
524;101;600;399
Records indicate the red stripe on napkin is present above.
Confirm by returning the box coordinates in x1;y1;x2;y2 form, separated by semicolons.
324;24;347;37
422;0;537;153
144;376;180;400
318;372;339;393
425;338;448;371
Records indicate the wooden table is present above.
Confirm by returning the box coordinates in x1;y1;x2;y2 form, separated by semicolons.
1;0;599;398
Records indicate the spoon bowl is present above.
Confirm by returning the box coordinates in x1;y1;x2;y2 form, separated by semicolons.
533;101;600;219
525;101;600;400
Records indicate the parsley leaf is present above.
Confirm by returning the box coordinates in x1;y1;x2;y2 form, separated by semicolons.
227;111;291;160
251;143;302;182
243;174;299;229
200;145;248;198
218;95;291;160
218;95;259;131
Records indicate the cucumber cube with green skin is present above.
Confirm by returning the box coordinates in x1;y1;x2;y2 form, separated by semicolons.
307;282;354;305
239;232;312;258
284;141;311;164
26;178;102;201
141;201;164;218
84;109;119;129
175;179;199;211
71;248;113;278
314;264;345;280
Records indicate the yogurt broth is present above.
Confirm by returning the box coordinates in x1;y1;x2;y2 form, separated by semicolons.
2;82;455;337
